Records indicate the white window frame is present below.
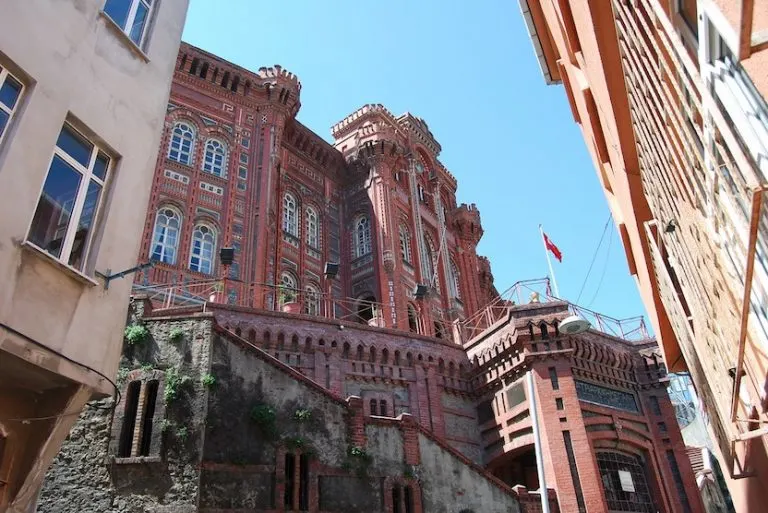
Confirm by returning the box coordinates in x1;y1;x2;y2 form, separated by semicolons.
188;223;217;274
168;122;195;165
202;138;227;177
283;193;298;237
150;206;182;264
0;66;24;146
103;0;156;48
354;216;372;258
305;284;321;316
27;123;112;271
306;206;319;248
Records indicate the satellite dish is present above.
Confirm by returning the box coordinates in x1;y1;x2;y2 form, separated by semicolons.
559;315;590;335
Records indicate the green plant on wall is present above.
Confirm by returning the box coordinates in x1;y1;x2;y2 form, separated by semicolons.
160;419;173;433
345;445;373;478
284;436;308;451
201;373;216;388
278;284;296;304
175;425;188;442
169;327;184;342
294;408;312;422
164;366;191;402
124;324;149;345
250;404;278;439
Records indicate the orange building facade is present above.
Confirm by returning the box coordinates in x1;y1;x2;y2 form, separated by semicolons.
519;0;768;509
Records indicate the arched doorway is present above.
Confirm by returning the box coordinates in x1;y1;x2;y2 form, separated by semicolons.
356;295;376;324
488;445;539;490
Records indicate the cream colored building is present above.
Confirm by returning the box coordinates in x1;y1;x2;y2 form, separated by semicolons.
0;1;188;511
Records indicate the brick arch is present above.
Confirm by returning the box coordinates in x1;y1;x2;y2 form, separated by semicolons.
201;125;235;146
369;345;377;363
394;350;401;366
381;347;389;364
277;332;286;350
342;341;351;358
263;330;272;349
304;337;312;353
291;334;299;352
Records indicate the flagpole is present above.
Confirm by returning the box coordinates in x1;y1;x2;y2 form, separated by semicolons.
539;224;560;298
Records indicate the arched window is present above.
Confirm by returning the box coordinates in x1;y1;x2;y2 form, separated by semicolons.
168;122;195;164
407;304;418;333
305;206;319;248
280;272;298;305
304;283;320;316
151;207;182;264
283;193;298;236
354;216;372;258
202;139;227;176
189;224;217;274
422;237;435;286
449;259;461;299
399;224;412;263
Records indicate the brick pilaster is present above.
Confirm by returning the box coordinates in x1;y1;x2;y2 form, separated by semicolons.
346;395;366;447
399;413;421;465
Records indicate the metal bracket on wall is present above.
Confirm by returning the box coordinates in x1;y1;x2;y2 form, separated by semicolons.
95;261;155;290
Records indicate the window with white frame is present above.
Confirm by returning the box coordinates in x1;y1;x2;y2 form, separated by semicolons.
304;284;320;316
189;224;216;274
202;139;227;177
168;122;195;165
449;259;461;299
283;193;298;236
0;66;23;145
103;0;156;48
280;271;298;305
354;216;372;258
151;207;182;264
306;206;319;248
399;224;412;263
28;123;111;271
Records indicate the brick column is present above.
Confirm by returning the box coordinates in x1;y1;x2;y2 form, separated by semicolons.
413;366;431;428
346;396;366;447
328;352;343;397
426;366;445;437
532;361;608;513
400;413;421;465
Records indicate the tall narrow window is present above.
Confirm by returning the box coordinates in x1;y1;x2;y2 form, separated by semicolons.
284;453;295;508
650;396;662;416
370;399;378;416
118;381;141;457
407;304;418;333
103;0;156;47
422;237;437;292
379;399;388;417
299;454;310;511
404;486;414;513
549;367;560;390
354;216;372;258
280;272;298;306
399;224;412;263
283;193;298;236
202;139;227;177
168;122;195;165
151;207;182;264
667;450;692;513
449;259;461;299
0;66;23;144
304;284;320;316
138;380;158;456
28;123;111;271
306;206;319;247
189;224;216;274
563;432;587;513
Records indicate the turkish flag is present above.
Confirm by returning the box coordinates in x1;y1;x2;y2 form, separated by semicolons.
543;232;562;262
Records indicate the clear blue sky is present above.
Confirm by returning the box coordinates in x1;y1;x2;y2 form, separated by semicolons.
182;0;648;325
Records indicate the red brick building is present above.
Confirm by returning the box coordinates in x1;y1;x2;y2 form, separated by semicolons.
135;42;498;341
111;42;704;512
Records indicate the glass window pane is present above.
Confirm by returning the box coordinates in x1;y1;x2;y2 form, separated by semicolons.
68;180;102;269
0;110;8;138
0;75;22;110
28;156;82;259
93;151;110;180
129;2;149;44
103;0;132;29
57;125;93;167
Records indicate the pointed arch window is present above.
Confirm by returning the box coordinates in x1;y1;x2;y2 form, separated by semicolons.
280;271;298;306
202;139;227;177
283;193;298;236
422;237;435;287
189;224;217;274
304;283;321;316
306;206;319;248
449;259;461;300
399;224;412;264
168;122;195;165
151;207;182;264
354;216;372;258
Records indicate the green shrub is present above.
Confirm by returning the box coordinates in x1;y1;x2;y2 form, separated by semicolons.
250;404;277;439
294;409;312;422
164;367;191;402
201;373;216;388
124;324;149;345
169;327;185;341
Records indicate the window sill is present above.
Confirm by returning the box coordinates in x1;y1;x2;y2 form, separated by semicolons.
98;11;150;63
21;241;100;287
112;455;162;465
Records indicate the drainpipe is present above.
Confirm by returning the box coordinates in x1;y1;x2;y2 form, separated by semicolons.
526;369;551;513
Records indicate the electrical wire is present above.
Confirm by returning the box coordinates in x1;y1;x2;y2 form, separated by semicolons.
576;214;612;304
586;225;614;308
0;321;121;421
